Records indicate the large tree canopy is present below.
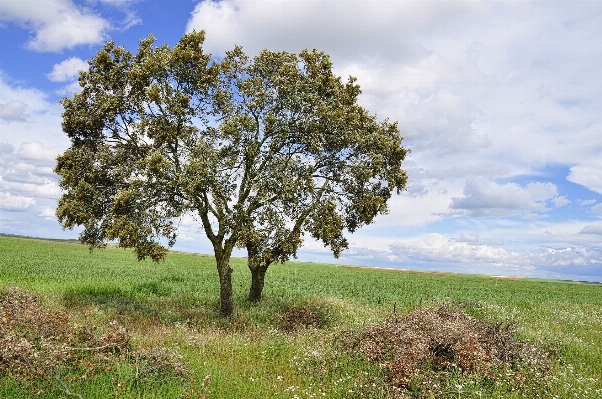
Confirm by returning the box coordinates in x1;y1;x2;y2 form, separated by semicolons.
55;31;408;316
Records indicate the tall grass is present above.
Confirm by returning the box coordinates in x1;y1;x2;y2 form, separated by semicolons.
1;235;601;398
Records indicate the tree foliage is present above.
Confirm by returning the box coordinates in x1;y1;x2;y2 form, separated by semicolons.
55;31;408;316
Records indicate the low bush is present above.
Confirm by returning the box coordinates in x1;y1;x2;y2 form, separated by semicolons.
348;302;554;397
0;287;188;394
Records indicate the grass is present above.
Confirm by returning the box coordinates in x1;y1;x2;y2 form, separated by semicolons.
1;234;601;398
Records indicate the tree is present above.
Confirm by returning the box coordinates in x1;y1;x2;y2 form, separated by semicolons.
55;32;408;316
214;48;409;303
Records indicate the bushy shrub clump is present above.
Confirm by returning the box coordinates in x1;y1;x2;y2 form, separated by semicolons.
0;287;188;387
350;302;553;396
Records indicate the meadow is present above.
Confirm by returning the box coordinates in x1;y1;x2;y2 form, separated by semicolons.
1;234;601;398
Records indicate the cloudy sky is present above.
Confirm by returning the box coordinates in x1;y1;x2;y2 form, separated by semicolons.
1;0;601;281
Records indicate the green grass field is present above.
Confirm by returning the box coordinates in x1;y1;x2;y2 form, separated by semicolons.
1;235;601;398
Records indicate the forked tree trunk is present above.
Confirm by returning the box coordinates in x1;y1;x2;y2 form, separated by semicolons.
215;252;234;317
248;264;268;303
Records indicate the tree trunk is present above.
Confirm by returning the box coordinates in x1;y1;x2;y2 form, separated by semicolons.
248;264;268;303
215;252;234;317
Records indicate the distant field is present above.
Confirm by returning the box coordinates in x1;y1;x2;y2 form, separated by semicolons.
1;235;601;398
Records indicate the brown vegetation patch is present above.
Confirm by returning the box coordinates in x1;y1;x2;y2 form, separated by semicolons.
280;306;322;331
350;302;551;393
0;286;188;384
339;266;460;277
490;275;525;280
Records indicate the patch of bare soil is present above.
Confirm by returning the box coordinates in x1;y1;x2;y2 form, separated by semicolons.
349;302;552;395
0;286;188;384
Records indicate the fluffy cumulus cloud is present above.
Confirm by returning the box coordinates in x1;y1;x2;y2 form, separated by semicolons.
0;73;68;149
47;57;89;82
186;0;484;61
0;143;14;154
0;100;28;122
17;141;60;165
1;72;53;126
553;196;571;208
0;0;110;52
0;138;64;237
0;142;61;199
532;247;602;273
449;178;557;217
0;73;52;117
38;206;57;221
568;162;602;195
580;223;602;235
47;57;89;95
346;232;601;279
388;233;523;266
578;199;597;206
186;0;602;171
0;192;36;212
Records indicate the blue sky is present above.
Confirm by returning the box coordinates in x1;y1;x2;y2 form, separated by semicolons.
1;0;601;282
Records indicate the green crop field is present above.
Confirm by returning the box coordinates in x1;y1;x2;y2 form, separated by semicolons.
1;234;601;398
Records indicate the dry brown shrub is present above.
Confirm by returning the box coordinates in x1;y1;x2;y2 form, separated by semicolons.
280;306;322;331
0;286;187;384
0;287;79;379
353;302;550;390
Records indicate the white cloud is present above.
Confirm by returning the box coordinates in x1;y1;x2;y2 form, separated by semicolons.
0;0;110;52
533;246;602;268
0;177;61;199
521;212;549;221
47;57;88;82
185;0;602;182
0;73;52;115
578;199;597;206
0;73;68;149
331;228;601;279
0;192;36;211
0;143;14;154
379;187;461;227
553;196;571;208
176;232;197;242
416;162;510;181
118;9;141;31
399;89;492;155
186;0;484;60
0;142;62;201
17;141;60;165
38;206;56;221
456;232;480;243
525;182;558;202
580;223;602;235
449;178;557;217
389;233;523;265
55;80;83;96
567;162;602;195
0;100;28;122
